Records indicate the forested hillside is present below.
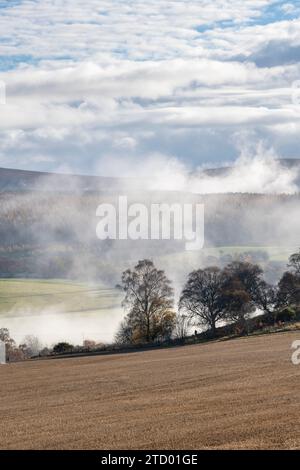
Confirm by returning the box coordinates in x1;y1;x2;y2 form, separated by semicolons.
0;190;299;282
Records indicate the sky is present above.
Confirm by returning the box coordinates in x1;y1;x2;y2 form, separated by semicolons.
0;0;300;176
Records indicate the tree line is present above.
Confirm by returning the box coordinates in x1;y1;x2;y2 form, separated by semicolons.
1;249;299;360
116;250;300;344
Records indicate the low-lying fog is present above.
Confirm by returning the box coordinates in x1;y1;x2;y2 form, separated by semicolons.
1;307;124;347
0;151;299;348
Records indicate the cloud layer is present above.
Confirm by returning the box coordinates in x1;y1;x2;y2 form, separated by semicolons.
0;0;300;174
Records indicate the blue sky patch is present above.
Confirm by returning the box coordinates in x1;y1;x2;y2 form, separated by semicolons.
0;0;23;8
0;55;38;71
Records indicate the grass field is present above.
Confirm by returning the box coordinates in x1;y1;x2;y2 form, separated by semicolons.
0;279;121;316
159;245;297;265
0;243;293;317
0;331;299;449
203;245;297;261
0;279;123;345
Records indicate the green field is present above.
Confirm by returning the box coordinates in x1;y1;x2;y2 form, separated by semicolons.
0;245;295;316
0;245;296;345
204;245;297;261
0;245;294;316
158;245;297;265
0;278;122;317
0;279;125;345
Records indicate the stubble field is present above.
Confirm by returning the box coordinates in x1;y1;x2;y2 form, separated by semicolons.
0;331;299;450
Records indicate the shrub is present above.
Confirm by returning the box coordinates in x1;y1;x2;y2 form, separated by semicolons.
53;342;74;354
276;307;296;323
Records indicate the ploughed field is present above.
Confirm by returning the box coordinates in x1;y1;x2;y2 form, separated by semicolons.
0;331;299;449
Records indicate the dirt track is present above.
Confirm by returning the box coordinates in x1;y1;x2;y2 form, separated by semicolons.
1;331;300;449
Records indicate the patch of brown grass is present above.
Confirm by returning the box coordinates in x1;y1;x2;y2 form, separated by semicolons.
1;331;300;449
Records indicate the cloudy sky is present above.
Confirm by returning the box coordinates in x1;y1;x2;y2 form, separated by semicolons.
0;0;300;175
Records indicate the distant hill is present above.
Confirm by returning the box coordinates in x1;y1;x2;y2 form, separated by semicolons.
203;158;300;177
1;159;299;193
0;160;299;283
0;167;135;193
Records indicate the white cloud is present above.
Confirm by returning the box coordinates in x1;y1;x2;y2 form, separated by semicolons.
0;1;272;61
0;0;299;173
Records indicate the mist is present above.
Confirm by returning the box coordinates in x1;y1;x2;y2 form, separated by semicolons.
0;306;124;348
95;145;300;195
0;148;299;346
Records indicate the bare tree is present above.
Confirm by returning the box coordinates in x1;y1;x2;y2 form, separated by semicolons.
223;261;263;300
254;280;278;323
83;339;96;351
115;319;133;345
0;328;13;345
174;312;190;340
118;259;175;343
220;277;255;335
288;249;300;276
277;250;300;309
179;267;227;337
278;271;300;307
0;328;27;362
23;335;42;357
0;328;16;360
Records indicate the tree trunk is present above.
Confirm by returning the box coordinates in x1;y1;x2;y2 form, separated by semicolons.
146;312;150;342
145;297;150;342
210;321;216;338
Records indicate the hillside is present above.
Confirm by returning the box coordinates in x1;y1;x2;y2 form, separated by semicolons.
0;191;299;283
0;167;140;193
0;331;299;449
1;159;299;193
0;163;299;284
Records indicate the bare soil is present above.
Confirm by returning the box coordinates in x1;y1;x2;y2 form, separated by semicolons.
1;331;300;449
